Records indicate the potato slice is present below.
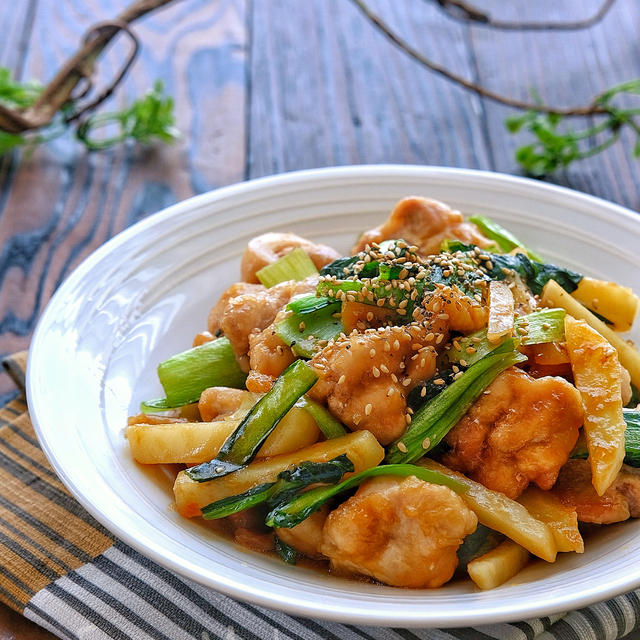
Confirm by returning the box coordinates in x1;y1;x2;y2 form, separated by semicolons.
174;430;385;517
419;459;557;562
542;280;640;388
467;540;529;590
487;281;514;344
572;277;639;333
127;406;319;465
565;315;626;496
518;486;583;553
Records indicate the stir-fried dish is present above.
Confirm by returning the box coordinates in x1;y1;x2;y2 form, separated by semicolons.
127;196;640;590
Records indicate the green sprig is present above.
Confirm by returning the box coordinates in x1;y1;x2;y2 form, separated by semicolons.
0;69;178;155
506;80;640;175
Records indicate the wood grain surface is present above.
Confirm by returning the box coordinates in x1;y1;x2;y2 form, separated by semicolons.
0;0;639;637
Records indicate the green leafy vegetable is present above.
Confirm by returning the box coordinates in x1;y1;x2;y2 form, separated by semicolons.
385;341;527;464
265;463;468;529
275;538;298;564
468;215;543;262
445;308;565;367
256;248;319;288
484;252;582;295
275;297;343;358
200;454;354;520
456;524;504;572
186;360;318;482
147;337;247;412
295;396;348;439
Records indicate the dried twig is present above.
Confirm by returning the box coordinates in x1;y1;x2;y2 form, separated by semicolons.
0;0;176;134
349;0;611;117
433;0;617;31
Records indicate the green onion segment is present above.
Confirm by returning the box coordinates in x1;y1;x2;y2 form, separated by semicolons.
186;360;318;482
256;248;318;288
386;341;527;464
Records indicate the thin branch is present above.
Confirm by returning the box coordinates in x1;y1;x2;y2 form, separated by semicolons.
434;0;617;31
0;0;176;134
349;0;609;117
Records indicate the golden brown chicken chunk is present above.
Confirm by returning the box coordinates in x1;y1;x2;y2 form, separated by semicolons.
198;387;249;421
321;476;477;587
352;197;491;257
443;368;584;499
551;459;640;524
246;309;295;393
275;506;329;559
208;277;317;366
308;324;438;444
241;232;340;283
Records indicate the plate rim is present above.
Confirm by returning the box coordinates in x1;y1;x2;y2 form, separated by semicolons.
26;164;640;627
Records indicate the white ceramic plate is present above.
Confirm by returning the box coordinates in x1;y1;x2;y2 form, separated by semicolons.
28;166;640;628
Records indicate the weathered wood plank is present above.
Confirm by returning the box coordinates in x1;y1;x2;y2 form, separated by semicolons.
247;0;492;178
467;0;640;209
0;0;248;401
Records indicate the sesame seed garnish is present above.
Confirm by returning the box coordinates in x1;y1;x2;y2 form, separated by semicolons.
453;371;464;380
405;414;412;425
436;334;444;344
420;386;427;397
460;359;468;367
372;366;380;378
433;378;445;386
383;342;391;352
466;346;477;354
366;312;374;322
387;387;395;397
541;322;551;330
391;373;399;383
299;321;306;332
393;340;400;351
365;403;372;416
369;348;376;358
380;364;389;373
376;298;386;307
353;415;361;425
437;313;449;320
402;377;412;387
338;374;346;385
397;441;408;453
422;437;431;450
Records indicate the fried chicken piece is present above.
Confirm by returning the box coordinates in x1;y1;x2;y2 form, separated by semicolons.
551;459;640;524
352;197;492;258
308;324;438;444
241;232;340;283
209;277;317;366
443;368;584;499
246;309;295;393
208;282;264;335
320;476;477;588
422;285;488;334
198;387;248;422
276;506;329;559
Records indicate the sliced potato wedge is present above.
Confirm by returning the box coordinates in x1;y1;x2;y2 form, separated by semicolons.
174;430;385;517
565;315;626;496
467;540;530;590
542;280;640;388
127;406;319;465
518;486;583;553
572;277;639;333
419;459;557;562
487;281;514;344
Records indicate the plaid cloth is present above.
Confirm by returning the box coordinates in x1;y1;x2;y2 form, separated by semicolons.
3;351;640;640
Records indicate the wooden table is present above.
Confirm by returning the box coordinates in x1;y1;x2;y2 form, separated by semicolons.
1;1;639;637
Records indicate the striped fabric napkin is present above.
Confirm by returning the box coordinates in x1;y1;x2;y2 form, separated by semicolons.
3;351;640;640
